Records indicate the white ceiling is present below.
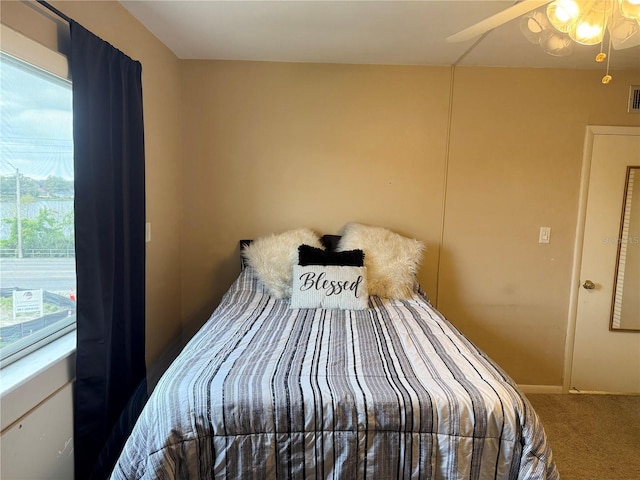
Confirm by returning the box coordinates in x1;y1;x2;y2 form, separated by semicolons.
120;1;640;70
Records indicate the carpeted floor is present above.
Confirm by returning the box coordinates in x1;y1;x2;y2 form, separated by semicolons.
526;393;640;480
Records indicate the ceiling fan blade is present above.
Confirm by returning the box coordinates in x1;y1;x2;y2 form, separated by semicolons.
612;35;640;49
446;0;551;43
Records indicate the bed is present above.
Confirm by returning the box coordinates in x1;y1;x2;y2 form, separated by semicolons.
110;225;558;480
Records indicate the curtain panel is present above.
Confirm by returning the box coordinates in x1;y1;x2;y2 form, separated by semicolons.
70;20;147;480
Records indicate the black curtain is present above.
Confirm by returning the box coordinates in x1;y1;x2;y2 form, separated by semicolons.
70;21;147;480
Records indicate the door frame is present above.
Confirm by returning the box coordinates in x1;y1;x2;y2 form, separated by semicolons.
563;125;640;393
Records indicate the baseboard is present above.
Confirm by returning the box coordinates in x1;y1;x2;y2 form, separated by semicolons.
569;388;640;396
517;384;564;394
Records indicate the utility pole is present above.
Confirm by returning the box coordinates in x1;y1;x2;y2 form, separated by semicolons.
16;167;22;258
7;162;23;258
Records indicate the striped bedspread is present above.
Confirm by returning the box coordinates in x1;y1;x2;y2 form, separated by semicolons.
111;268;558;480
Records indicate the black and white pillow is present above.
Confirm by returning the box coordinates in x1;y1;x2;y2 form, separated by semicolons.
290;264;368;310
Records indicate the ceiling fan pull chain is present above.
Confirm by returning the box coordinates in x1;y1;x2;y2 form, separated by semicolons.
596;0;611;62
596;41;607;62
602;33;613;84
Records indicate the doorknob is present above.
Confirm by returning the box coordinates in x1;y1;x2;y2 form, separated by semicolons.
582;280;596;290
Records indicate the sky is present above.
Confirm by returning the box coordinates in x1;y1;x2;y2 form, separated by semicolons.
0;52;73;181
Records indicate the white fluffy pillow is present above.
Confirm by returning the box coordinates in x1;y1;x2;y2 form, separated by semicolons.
242;228;323;298
337;223;425;299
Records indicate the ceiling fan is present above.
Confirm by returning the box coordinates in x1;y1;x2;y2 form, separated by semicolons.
446;0;640;83
447;0;640;54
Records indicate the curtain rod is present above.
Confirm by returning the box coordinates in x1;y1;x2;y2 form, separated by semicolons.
36;0;71;24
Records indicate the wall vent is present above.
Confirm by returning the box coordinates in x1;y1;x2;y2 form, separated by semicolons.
629;85;640;113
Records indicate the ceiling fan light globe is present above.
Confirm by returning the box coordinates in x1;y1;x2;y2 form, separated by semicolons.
619;0;640;19
571;21;606;44
569;0;612;44
547;0;581;32
540;30;575;55
520;11;548;44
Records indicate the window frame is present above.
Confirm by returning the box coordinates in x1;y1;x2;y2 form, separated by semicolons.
0;24;75;369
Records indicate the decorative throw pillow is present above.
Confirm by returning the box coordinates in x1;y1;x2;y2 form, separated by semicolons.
242;228;323;298
290;265;369;310
298;244;364;267
337;223;425;299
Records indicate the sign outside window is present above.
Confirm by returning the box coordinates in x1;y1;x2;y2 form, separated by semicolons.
12;289;44;318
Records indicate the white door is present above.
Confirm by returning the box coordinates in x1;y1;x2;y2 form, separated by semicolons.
570;127;640;393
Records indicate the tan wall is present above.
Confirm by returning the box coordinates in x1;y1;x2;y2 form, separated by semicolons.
180;61;452;336
51;1;183;366
442;67;639;385
181;61;640;385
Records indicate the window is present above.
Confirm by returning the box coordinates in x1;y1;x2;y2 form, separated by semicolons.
0;28;75;367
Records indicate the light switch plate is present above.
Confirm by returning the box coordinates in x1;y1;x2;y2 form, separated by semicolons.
539;227;550;244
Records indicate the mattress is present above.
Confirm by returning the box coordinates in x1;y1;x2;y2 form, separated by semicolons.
110;267;558;480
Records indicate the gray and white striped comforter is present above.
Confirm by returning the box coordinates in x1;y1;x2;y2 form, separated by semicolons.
111;267;558;480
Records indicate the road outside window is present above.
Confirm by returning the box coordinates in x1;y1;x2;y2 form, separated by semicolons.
0;52;75;366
